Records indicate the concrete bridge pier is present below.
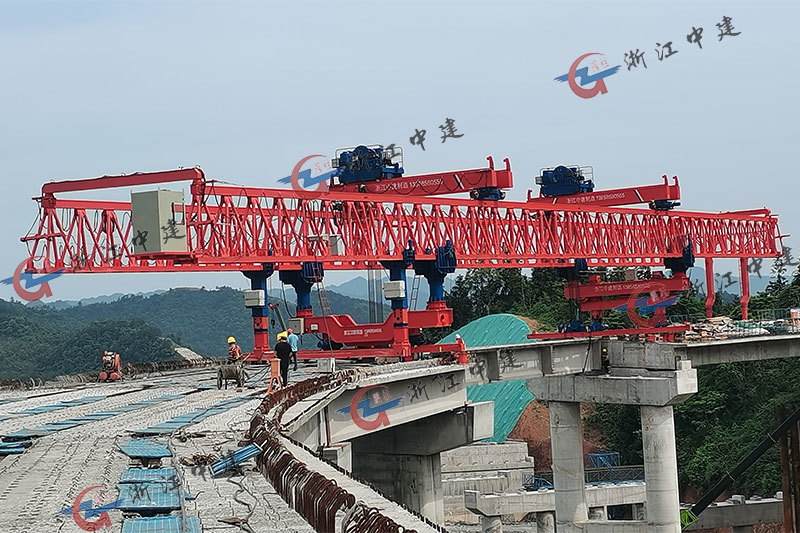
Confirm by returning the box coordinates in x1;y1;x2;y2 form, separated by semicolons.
549;401;589;532
537;511;555;532
353;451;445;523
480;514;503;533
350;403;494;524
641;405;681;532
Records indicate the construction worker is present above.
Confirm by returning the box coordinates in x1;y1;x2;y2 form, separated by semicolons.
227;336;242;364
286;328;299;371
274;333;292;386
102;351;115;371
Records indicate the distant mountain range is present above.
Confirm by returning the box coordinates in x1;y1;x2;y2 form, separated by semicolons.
27;290;167;309
328;270;771;302
26;266;768;315
687;267;773;296
25;266;772;315
273;276;430;311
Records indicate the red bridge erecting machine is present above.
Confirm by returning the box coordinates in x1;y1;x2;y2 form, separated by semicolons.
21;154;783;361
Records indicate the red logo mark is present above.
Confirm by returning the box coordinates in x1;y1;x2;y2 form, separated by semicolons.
10;258;57;302
291;154;329;198
349;385;391;431
568;53;609;99
71;486;112;531
625;280;672;328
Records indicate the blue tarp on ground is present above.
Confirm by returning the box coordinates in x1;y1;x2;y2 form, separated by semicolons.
121;516;201;533
117;481;181;512
2;393;187;443
133;396;252;436
119;440;172;459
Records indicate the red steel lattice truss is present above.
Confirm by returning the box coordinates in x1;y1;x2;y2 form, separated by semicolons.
22;168;782;274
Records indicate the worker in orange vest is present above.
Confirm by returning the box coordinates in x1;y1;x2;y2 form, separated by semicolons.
227;336;242;363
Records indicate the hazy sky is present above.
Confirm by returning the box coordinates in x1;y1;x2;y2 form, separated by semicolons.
1;0;797;302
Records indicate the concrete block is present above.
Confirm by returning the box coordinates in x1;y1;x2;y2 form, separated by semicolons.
317;357;335;373
243;289;265;308
608;342;682;370
383;280;406;299
322;442;351;472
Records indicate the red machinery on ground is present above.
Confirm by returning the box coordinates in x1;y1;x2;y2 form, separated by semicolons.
18;147;783;360
99;351;121;382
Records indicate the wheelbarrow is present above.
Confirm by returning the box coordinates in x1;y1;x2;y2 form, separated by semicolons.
217;363;245;390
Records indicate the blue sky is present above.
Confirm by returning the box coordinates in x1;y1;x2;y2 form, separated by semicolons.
1;0;797;302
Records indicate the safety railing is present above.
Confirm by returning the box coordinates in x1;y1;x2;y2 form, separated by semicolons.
523;465;645;491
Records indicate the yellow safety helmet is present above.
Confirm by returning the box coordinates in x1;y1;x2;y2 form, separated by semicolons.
227;336;236;344
277;331;288;341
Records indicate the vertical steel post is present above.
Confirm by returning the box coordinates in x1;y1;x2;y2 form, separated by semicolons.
244;266;274;360
779;408;793;532
791;419;800;532
704;257;715;318
739;257;750;320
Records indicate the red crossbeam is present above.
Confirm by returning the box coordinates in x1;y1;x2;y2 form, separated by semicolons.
331;156;513;196
526;174;681;207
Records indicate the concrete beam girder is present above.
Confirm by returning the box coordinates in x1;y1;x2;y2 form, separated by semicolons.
350;401;494;456
463;482;646;516
526;363;697;406
465;334;800;385
467;340;597;385
685;499;783;530
681;334;800;366
288;366;469;446
568;520;648;532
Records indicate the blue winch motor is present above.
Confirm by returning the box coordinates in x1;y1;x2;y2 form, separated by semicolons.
537;165;594;197
335;145;404;184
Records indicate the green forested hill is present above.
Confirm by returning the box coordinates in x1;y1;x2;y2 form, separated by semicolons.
52;286;377;355
0;299;177;381
0;286;379;380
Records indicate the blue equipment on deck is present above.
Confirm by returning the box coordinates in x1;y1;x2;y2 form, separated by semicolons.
536;165;594;197
210;443;262;476
333;145;404;184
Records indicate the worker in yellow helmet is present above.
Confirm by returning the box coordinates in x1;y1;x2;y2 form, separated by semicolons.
227;336;242;364
274;332;292;386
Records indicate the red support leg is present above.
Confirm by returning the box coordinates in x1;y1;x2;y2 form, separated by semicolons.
253;316;270;361
704;257;715;318
391;308;412;361
740;257;750;320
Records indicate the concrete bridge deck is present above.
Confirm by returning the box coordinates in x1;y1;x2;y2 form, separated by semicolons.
0;362;484;533
1;332;798;533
